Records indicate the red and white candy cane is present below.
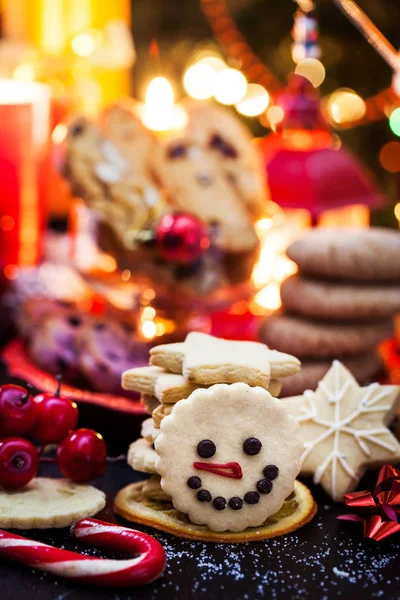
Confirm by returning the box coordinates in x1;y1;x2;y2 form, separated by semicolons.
0;518;166;588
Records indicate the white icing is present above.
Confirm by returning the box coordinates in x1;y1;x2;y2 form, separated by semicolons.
297;361;396;501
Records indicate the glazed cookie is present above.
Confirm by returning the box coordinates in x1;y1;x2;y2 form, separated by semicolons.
78;318;138;394
285;361;400;501
155;383;303;533
185;101;266;218
280;274;400;321
286;228;400;281
141;418;160;443
127;439;158;475
153;136;259;253
149;334;301;381
280;352;382;398
0;478;105;529
259;313;393;358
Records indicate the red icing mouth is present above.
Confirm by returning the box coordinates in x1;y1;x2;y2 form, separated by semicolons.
193;461;243;479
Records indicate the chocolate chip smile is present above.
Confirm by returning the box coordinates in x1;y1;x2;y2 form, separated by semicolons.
193;461;243;479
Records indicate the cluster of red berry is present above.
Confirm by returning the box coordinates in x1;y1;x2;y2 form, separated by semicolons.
0;376;107;489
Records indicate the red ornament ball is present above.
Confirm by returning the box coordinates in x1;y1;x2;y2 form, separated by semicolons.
156;213;209;264
0;437;39;489
57;428;107;483
0;384;37;437
33;376;78;444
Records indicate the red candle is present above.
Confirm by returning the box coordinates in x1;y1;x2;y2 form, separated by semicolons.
0;80;50;281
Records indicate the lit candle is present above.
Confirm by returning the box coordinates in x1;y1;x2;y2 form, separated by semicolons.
0;80;50;279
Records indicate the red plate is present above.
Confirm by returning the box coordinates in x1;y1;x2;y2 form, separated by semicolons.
1;339;145;415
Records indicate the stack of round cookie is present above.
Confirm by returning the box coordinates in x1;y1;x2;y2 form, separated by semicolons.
259;228;400;397
121;332;301;509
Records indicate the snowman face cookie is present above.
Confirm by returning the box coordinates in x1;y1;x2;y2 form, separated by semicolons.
155;383;303;532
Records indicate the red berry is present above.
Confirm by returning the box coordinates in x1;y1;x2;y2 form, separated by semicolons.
0;384;37;437
33;376;78;443
57;429;107;482
0;438;38;489
156;213;209;264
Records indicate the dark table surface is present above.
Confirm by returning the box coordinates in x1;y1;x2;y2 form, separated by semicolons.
0;327;399;599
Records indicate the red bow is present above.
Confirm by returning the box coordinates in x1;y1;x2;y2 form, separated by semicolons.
338;465;400;542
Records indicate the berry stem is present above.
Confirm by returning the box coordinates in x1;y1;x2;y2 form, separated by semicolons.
55;375;62;398
20;383;33;404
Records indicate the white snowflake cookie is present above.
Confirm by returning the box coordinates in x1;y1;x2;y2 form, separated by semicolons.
155;383;303;532
285;361;400;501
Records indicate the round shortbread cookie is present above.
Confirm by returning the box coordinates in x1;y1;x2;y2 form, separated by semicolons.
155;383;302;533
114;479;316;542
259;313;393;358
127;438;158;475
141;418;160;443
0;478;105;529
280;352;382;397
280;275;400;320
286;228;400;281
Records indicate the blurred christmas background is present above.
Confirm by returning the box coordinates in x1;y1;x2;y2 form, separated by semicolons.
1;0;400;407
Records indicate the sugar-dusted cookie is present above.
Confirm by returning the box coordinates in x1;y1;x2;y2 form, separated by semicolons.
281;274;400;321
114;479;316;542
285;361;400;501
141;394;160;415
149;334;301;381
280;353;382;398
183;332;270;388
127;439;158;474
122;366;203;403
259;313;393;358
155;383;303;533
185;101;266;219
0;478;105;529
287;228;400;281
153;136;259;253
65;104;163;246
152;403;173;429
141;418;160;443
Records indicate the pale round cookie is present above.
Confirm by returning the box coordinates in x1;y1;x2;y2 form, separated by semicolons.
127;438;158;474
281;274;400;320
155;383;302;533
286;228;400;281
141;418;160;443
0;478;105;529
280;352;382;397
259;313;393;358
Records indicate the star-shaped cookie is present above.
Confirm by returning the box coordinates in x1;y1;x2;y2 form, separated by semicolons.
285;361;400;501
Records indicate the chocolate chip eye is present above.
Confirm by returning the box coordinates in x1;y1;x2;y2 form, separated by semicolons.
197;489;212;502
243;437;262;456
229;497;243;510
187;476;202;489
197;439;216;458
208;133;238;158
167;144;186;159
244;491;260;505
257;479;273;494
263;465;279;480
